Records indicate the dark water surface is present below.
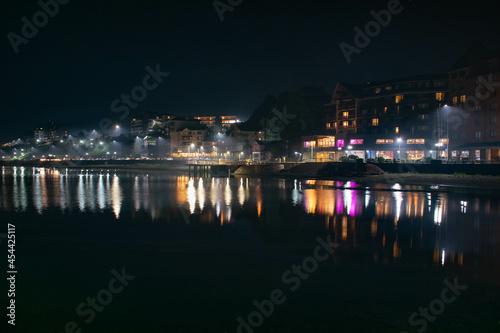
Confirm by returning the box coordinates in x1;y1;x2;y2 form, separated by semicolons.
1;166;499;333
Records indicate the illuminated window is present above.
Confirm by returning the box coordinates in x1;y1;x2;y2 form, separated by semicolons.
326;123;331;129
375;88;381;94
439;138;449;144
395;95;404;103
343;121;349;127
304;141;317;148
372;118;379;126
318;137;336;148
384;107;388;113
406;139;425;144
343;112;349;118
350;139;364;145
460;95;466;103
452;96;458;104
395;127;399;134
376;139;394;144
436;92;445;101
385;86;392;91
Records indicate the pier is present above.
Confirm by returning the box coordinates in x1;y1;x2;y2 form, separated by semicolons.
186;160;302;177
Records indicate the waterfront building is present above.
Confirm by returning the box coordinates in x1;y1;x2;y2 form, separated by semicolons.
34;121;68;144
447;42;500;162
323;74;448;161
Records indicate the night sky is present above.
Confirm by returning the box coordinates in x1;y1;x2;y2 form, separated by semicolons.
1;0;499;142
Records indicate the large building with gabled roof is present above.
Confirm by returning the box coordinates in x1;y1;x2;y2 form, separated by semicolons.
322;74;448;161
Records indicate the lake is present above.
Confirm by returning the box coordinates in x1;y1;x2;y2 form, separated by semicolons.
1;166;499;333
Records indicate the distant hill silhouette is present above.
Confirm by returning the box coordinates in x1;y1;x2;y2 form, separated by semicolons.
245;85;331;143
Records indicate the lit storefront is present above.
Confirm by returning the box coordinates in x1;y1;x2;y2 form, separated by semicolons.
406;150;425;160
302;135;336;161
451;141;500;162
375;151;393;159
316;151;336;161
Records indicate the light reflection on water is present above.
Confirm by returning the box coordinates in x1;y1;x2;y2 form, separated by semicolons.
1;166;500;285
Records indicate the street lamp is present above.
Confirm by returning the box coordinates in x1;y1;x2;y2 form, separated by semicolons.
397;138;403;160
442;105;449;161
435;143;443;160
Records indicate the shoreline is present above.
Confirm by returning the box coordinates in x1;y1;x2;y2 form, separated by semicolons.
2;163;500;190
277;172;500;192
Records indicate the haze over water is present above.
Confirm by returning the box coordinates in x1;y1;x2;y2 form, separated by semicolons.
1;166;499;332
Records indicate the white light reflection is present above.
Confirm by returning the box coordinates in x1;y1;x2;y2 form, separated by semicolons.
111;175;122;219
238;178;245;207
460;201;467;213
198;178;205;212
77;174;85;212
434;198;443;225
187;178;196;214
97;175;106;210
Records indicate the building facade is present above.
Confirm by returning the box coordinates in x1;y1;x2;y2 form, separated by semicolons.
194;115;240;128
323;74;448;161
170;125;211;157
131;112;175;137
34;121;67;144
447;43;500;162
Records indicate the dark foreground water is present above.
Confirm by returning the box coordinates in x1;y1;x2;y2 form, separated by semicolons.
0;166;499;333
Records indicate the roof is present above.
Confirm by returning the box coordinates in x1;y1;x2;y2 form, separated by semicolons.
334;73;447;100
363;73;447;87
448;41;494;71
453;141;500;150
337;82;363;98
233;122;262;132
176;124;207;131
